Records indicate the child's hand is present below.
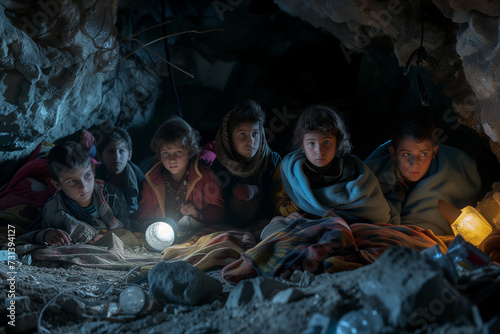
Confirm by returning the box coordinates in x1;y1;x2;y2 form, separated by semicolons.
180;203;202;221
44;229;72;246
285;212;304;221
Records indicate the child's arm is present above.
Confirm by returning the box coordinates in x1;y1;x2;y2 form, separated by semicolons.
44;229;72;246
271;178;302;217
42;198;100;243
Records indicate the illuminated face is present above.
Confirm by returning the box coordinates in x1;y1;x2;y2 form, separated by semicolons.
302;131;337;168
389;135;438;182
231;122;261;159
99;141;131;175
160;142;190;182
51;163;94;207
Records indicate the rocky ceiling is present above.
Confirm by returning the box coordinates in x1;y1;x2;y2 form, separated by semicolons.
275;0;500;156
1;0;499;186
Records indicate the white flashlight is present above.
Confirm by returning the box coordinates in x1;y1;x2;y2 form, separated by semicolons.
145;219;178;252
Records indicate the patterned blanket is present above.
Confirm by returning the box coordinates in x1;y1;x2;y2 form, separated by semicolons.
17;230;158;270
0;143;55;245
222;217;448;284
140;225;256;275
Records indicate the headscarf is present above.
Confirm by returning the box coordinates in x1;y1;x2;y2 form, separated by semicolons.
214;109;271;186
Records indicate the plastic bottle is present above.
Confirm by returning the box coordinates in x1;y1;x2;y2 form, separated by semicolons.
335;308;384;334
0;250;32;265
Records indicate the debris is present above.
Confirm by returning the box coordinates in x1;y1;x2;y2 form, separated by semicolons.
272;287;305;304
148;261;222;306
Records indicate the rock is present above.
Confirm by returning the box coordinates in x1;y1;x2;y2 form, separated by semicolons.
0;1;160;175
0;269;8;280
274;0;500;164
475;182;500;229
62;298;86;316
6;311;37;333
153;312;168;324
148;261;222;306
225;276;290;308
272;287;305;304
358;247;476;330
4;296;30;314
96;282;113;295
185;323;218;334
289;269;315;287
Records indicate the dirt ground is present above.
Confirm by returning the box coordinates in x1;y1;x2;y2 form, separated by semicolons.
1;246;498;334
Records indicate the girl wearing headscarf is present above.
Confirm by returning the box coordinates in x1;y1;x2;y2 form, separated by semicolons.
211;100;281;232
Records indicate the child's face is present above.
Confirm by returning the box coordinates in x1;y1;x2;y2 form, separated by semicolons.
160;142;190;182
389;135;438;182
50;163;94;207
99;141;131;175
302;131;337;168
231;122;261;159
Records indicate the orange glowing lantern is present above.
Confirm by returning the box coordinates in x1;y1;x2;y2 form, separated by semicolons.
438;200;493;247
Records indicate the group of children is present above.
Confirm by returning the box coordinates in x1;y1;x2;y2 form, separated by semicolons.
16;101;481;248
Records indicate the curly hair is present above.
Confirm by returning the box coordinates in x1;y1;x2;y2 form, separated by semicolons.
292;105;352;156
47;141;92;182
150;116;200;158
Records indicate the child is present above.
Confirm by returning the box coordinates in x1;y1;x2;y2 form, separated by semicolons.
264;105;395;238
135;116;224;232
95;126;145;214
211;100;281;229
365;110;481;235
16;141;132;246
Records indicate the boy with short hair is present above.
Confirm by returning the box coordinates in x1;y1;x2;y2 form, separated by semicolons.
95;126;145;214
365;110;481;235
17;141;131;246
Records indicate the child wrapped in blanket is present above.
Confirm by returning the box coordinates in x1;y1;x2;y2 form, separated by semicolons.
262;105;397;239
16;141;133;246
364;110;481;235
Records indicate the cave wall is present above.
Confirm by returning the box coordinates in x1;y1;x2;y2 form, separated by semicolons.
0;1;161;179
1;0;499;187
274;0;500;159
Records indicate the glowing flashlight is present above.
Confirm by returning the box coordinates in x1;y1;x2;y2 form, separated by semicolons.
145;219;178;252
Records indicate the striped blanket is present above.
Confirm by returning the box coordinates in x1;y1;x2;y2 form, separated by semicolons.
139;225;257;275
222;217;448;284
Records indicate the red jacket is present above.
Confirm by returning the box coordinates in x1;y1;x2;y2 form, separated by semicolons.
136;157;224;230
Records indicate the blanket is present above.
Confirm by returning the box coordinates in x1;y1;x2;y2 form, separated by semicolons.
0;143;55;245
15;230;156;270
222;217;447;284
140;225;256;275
365;142;481;235
280;150;396;224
